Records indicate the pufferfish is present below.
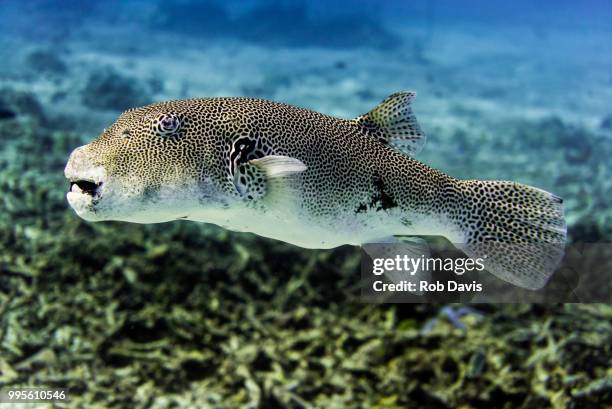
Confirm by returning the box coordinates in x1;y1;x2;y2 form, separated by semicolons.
64;92;566;290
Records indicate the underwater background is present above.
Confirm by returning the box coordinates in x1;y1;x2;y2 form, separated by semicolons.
0;0;611;407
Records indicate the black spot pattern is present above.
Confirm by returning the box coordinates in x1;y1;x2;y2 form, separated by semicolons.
229;135;270;177
355;176;397;213
82;95;566;289
234;162;267;201
96;99;433;219
447;180;566;289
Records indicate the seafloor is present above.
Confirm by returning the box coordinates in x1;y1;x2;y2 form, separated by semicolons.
0;2;611;408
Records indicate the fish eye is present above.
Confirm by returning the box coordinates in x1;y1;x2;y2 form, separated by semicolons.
155;113;182;137
121;129;132;138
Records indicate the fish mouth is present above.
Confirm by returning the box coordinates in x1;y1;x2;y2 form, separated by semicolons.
69;179;102;198
66;177;105;220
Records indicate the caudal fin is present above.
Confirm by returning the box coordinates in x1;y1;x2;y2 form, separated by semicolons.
452;180;566;290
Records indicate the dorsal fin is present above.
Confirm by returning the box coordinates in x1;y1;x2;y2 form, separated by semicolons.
355;91;426;156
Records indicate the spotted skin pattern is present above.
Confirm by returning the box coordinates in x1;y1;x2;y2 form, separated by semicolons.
65;93;566;289
86;97;447;217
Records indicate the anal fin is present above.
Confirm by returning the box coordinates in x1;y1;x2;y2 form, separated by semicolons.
364;236;431;296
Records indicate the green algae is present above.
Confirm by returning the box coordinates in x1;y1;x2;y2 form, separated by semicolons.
0;90;611;408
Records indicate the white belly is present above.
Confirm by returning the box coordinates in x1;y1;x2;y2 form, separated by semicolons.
186;205;438;249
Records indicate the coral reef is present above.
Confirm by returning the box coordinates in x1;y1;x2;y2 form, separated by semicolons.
0;3;611;404
0;89;610;408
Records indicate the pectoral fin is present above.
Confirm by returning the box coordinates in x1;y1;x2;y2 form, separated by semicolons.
250;155;307;177
233;155;307;204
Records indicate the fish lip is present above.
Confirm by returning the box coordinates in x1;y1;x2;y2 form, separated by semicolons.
64;164;107;202
69;179;103;198
66;184;102;220
66;176;106;218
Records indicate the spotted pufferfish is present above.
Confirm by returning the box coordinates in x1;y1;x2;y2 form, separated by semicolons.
65;92;566;289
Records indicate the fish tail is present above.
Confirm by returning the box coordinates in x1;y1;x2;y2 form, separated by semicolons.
448;179;567;290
